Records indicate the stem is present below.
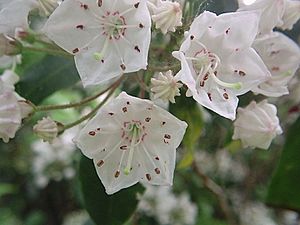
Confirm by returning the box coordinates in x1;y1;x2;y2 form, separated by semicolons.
60;83;119;133
23;46;72;58
192;162;238;225
147;63;181;72
35;77;123;112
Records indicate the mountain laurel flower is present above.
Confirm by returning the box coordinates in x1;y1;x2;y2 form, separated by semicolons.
74;92;187;195
252;32;300;97
233;100;283;149
172;11;270;120
238;0;285;35
150;0;182;34
44;0;151;87
0;91;22;143
151;70;182;103
33;117;59;143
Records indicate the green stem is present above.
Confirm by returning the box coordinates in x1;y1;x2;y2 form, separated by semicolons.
59;83;119;133
35;77;123;112
23;46;72;57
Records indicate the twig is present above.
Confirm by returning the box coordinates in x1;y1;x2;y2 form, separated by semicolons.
192;162;238;225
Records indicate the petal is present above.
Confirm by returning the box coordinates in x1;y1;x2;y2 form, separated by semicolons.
199;11;260;55
44;0;102;53
252;32;300;97
238;0;285;34
219;48;271;95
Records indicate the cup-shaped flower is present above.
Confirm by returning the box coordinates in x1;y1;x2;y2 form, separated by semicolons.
33;117;59;143
0;91;22;143
233;100;282;149
252;32;300;97
237;0;285;35
172;11;270;120
151;70;182;103
150;0;182;34
44;0;151;87
74;92;187;194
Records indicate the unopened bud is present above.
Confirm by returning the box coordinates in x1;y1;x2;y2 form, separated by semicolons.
33;117;60;143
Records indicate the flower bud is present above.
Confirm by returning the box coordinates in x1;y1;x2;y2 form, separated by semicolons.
151;70;182;103
151;0;183;34
0;34;22;56
233;100;282;149
33;117;59;143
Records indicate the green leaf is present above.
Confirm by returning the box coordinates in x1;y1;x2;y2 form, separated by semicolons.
79;155;145;225
15;55;80;104
266;116;300;212
170;95;203;169
0;183;16;198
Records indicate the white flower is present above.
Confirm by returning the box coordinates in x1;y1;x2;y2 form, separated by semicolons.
233;100;283;149
0;90;22;143
157;192;197;225
33;117;59;143
237;0;285;34
150;0;183;34
252;32;300;97
138;186;197;225
74;92;187;194
240;202;278;225
44;0;151;87
151;70;182;103
32;127;77;188
172;11;270;120
279;0;300;30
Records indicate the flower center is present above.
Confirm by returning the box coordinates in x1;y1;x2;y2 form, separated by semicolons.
101;11;127;40
186;44;242;90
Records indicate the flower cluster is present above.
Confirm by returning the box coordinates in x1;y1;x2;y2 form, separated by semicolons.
0;0;299;197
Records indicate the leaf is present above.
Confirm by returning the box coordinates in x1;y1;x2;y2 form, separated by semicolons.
170;95;203;169
79;155;145;225
0;183;16;198
15;55;80;104
266;116;300;212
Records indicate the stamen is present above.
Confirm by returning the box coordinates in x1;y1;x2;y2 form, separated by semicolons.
124;125;138;175
211;73;242;90
93;36;110;61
